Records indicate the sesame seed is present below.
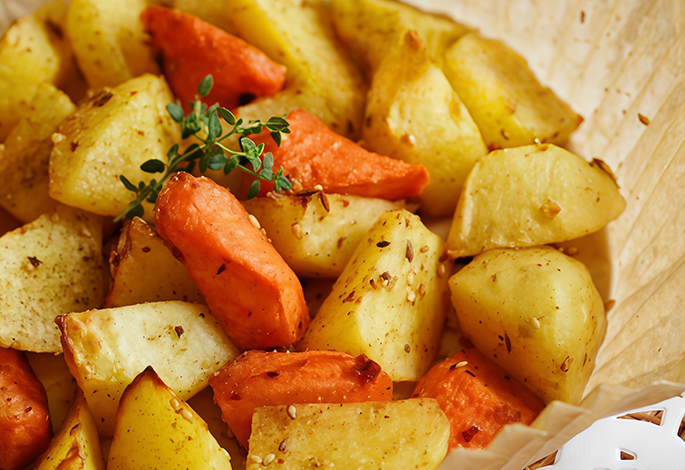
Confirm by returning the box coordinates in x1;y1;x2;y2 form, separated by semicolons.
248;214;261;229
420;245;429;253
263;454;275;465
180;409;193;422
279;439;288;452
407;271;415;286
250;455;263;464
406;286;416;303
437;264;446;277
313;184;323;191
80;225;92;237
418;284;426;299
287;405;297;419
51;132;66;144
291;223;302;239
169;398;181;411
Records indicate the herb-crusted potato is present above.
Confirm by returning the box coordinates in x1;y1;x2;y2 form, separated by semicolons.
363;31;487;218
108;367;232;470
0;0;82;141
298;209;450;381
57;301;240;436
445;144;626;259
450;246;607;404
247;399;449;470
33;391;105;470
106;217;204;308
442;32;582;150
66;0;159;88
178;0;366;139
49;74;179;219
243;191;415;278
0;83;75;223
331;0;471;72
0;205;106;353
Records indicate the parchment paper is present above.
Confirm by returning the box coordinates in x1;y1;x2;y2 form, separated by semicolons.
2;0;684;468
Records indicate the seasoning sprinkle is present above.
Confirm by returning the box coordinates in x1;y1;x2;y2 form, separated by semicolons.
278;438;288;452
250;455;263;464
405;240;414;262
170;398;181;411
287;405;297;419
180;409;193;422
437;264;446;277
449;361;468;370
263;453;276;466
291;222;302;240
248;214;261;229
420;245;429;253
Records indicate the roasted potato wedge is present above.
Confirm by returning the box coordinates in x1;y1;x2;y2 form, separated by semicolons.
57;301;240;436
49;74;179;219
176;0;366;139
108;367;232;470
363;31;487;217
26;352;79;433
442;32;582;150
248;399;449;470
243;192;416;278
445;144;626;259
0;0;82;141
450;246;606;404
0;205;106;353
0;347;52;470
33;391;105;470
331;0;470;72
66;0;159;88
106;217;204;308
0;83;74;223
298;209;450;381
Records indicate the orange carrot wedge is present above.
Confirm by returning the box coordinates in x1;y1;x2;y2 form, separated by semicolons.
412;348;544;451
0;347;52;470
140;6;286;111
210;350;393;449
153;173;309;350
246;109;430;199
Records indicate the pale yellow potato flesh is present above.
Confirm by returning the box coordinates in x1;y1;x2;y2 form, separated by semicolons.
66;0;159;88
449;246;606;404
298;209;451;381
108;367;232;470
363;30;487;218
49;74;179;219
34;392;105;470
248;399;449;470
0;83;74;223
26;352;79;433
445;144;626;259
176;0;366;139
57;301;240;436
106;217;204;308
0;0;82;141
0;204;106;353
442;32;582;150
243;192;415;278
331;0;471;72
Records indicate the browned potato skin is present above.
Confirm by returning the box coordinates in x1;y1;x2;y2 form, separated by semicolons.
0;347;52;470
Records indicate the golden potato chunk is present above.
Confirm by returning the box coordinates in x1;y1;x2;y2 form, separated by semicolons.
26;352;79;433
248;399;449;470
66;0;159;88
108;367;232;470
331;0;470;72
298;209;450;381
0;0;82;140
34;391;105;470
0;205;105;353
243;192;415;278
449;246;606;404
442;32;582;150
445;144;626;259
0;83;74;223
49;74;179;218
106;217;204;308
177;0;366;139
57;301;240;436
363;31;487;217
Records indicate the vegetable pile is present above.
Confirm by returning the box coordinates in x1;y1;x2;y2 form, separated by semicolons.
0;0;626;469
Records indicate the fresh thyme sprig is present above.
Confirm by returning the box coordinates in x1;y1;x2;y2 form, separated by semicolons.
114;74;292;222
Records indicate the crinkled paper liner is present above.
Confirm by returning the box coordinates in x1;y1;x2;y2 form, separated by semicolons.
3;0;685;468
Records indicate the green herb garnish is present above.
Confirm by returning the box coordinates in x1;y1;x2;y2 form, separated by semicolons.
114;74;292;222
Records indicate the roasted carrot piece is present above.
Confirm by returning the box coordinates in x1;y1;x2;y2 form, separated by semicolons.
210;349;393;449
153;173;309;350
140;6;286;111
412;348;544;451
0;347;52;470
246;109;430;199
